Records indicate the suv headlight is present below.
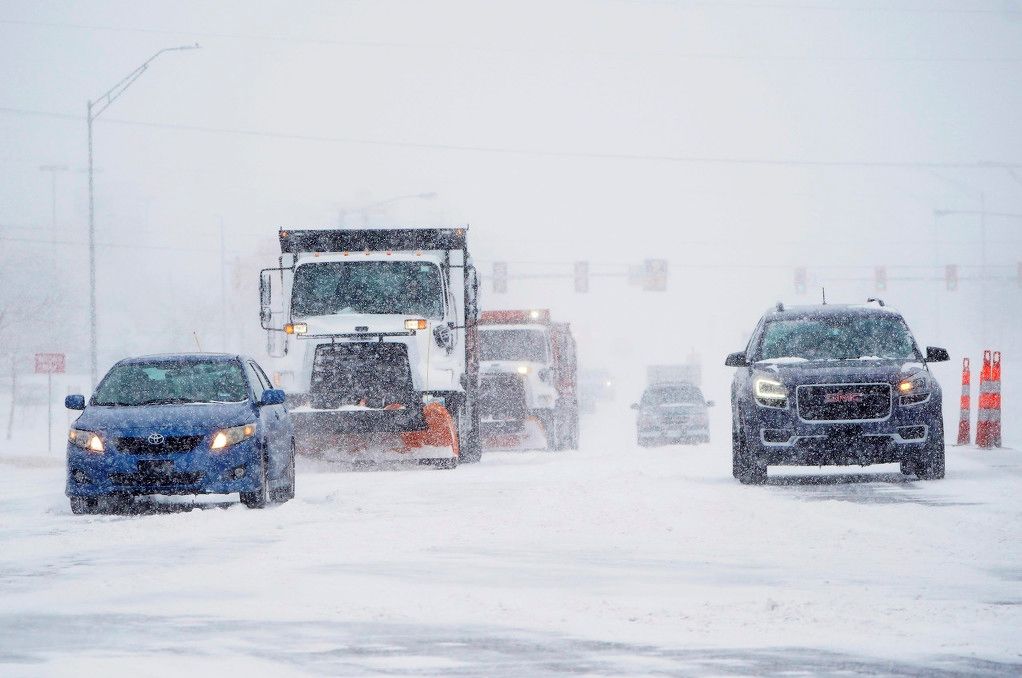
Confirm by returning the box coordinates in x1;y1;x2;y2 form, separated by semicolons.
898;373;931;406
754;375;788;408
69;428;104;453
211;423;256;451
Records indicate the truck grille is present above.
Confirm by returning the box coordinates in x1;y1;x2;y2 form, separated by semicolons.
479;373;528;420
115;435;204;454
796;383;892;422
311;343;415;409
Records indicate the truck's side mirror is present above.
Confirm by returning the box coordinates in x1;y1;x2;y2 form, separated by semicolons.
925;346;950;363
725;351;748;367
65;394;86;410
433;324;455;354
630;402;639;410
259;272;272;326
705;400;715;407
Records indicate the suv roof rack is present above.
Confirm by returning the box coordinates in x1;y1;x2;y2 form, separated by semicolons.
866;297;885;307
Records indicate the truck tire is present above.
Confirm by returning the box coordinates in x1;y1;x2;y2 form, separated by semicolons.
457;400;483;464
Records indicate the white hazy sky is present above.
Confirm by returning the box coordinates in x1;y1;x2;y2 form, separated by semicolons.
1;0;1020;397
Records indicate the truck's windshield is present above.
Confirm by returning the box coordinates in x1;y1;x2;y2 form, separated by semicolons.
758;313;918;362
292;261;444;318
480;329;548;362
92;360;249;406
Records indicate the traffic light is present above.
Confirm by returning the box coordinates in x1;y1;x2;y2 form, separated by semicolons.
643;259;668;291
875;266;887;292
794;267;807;295
574;261;589;293
945;264;958;291
493;261;508;294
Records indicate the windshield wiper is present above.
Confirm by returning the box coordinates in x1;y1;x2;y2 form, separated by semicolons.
135;398;195;406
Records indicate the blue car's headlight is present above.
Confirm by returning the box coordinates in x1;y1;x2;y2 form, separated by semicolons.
69;428;105;453
753;375;788;408
210;423;256;452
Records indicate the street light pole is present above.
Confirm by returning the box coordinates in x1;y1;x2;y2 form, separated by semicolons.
39;164;68;272
86;43;200;387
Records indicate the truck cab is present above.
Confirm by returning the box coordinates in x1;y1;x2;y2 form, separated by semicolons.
260;228;482;463
478;309;578;450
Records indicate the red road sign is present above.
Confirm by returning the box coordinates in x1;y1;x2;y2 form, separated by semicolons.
34;353;66;374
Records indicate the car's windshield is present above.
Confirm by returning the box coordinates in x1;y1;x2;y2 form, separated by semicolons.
757;313;918;361
480;329;548;362
642;384;702;405
291;261;444;318
92;360;249;406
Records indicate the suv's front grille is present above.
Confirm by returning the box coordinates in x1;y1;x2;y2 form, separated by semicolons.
796;383;892;421
115;435;204;454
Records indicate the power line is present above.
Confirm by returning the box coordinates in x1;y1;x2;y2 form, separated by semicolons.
2;106;1019;170
1;17;1020;63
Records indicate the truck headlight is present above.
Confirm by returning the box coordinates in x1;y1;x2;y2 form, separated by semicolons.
754;376;788;408
898;374;931;405
211;424;256;451
69;429;104;453
516;365;529;375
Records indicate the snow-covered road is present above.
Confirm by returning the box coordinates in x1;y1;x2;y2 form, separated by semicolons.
1;414;1020;676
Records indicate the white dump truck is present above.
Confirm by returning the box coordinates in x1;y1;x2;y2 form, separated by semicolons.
477;309;579;450
259;228;482;465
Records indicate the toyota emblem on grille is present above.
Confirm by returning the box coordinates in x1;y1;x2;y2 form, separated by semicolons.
147;433;166;445
824;391;864;404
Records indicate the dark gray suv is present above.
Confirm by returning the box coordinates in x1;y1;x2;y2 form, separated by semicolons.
725;302;948;484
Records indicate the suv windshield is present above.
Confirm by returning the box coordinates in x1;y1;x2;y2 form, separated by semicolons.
642;384;702;406
92;360;249;406
291;261;444;318
757;313;918;361
480;329;548;362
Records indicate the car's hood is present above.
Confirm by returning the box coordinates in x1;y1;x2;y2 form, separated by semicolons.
753;358;926;387
74;401;255;437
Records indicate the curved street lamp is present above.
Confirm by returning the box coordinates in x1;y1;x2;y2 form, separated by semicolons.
87;44;201;386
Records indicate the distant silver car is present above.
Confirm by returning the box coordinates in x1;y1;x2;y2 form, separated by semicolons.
632;382;713;446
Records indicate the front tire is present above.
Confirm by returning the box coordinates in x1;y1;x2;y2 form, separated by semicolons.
906;423;945;480
457;399;483;464
69;496;97;515
241;455;269;509
733;422;766;485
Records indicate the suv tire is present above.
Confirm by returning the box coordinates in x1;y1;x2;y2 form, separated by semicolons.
906;423;945;480
733;422;767;485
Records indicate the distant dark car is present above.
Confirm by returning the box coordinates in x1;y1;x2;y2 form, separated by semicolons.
725;303;949;484
632;382;712;446
65;353;295;513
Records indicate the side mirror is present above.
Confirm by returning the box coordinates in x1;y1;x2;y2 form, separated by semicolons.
925;346;950;363
630;403;640;410
259;271;272;327
259;389;286;406
65;394;86;410
706;400;715;407
725;351;749;367
433;324;455;354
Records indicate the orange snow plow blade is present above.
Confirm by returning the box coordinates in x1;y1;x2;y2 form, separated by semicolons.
400;401;460;457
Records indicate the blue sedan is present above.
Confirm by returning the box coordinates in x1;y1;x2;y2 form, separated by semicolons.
65;353;295;513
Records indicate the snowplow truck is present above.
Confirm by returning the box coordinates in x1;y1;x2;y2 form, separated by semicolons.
477;309;579;450
259;228;482;465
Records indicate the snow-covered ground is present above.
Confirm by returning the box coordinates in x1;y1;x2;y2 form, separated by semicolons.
1;410;1020;676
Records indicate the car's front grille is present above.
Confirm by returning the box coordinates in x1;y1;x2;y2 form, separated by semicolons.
797;383;892;421
115;435;204;454
110;471;203;486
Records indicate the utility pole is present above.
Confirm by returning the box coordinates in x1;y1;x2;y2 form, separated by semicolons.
86;43;200;387
219;216;227;351
39;165;68;274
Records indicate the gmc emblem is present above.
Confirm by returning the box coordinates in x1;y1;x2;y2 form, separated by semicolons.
824;391;864;404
